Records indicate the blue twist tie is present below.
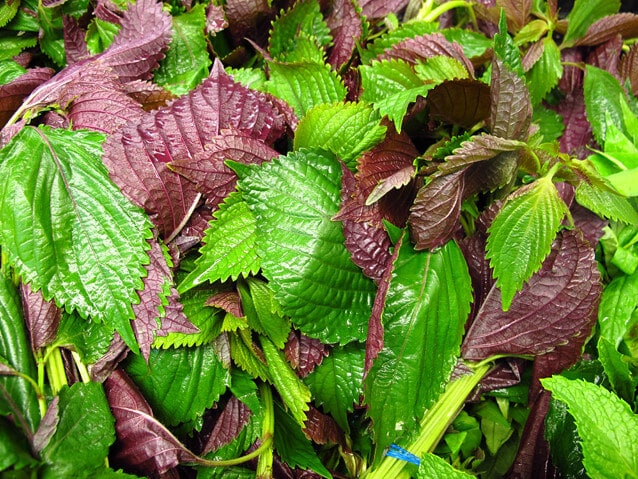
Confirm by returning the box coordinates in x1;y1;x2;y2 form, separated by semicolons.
385;444;421;465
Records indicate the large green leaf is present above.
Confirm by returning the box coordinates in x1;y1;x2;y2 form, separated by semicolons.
365;237;472;457
266;62;346;118
179;192;260;293
304;342;365;433
563;0;620;46
487;176;569;311
542;376;638;479
294;103;387;169
360;59;435;132
40;382;115;478
237;149;376;344
0;126;153;351
154;3;211;95
125;344;229;428
526;37;562;105
0;272;40;434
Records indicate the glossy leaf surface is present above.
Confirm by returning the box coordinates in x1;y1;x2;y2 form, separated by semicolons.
238;149;376;344
0;126;152;349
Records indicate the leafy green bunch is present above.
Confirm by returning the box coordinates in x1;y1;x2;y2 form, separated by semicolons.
1;0;638;478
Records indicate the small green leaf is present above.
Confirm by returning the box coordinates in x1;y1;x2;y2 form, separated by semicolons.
598;271;638;347
294;103;387;169
417;453;475;478
541;376;638;479
266;62;346;118
0;127;153;351
0;35;38;61
260;337;311;427
0;59;26;84
304;342;365;433
125;344;229;428
38;5;65;67
153;288;223;349
0;0;19;28
154;4;211;96
584;65;628;145
487;176;569;311
526;37;562;105
475;401;513;455
269;0;331;61
238;278;290;349
442;28;492;59
575;180;638;224
414;56;469;82
273;400;332;478
0;273;40;435
41;382;115;477
563;0;620;46
532;105;564;143
360;59;434;132
179;192;260;293
86;18;120;55
365;237;472;456
493;10;524;78
597;337;634;404
239;149;376;344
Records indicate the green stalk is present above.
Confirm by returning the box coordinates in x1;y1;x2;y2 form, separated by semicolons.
365;361;492;479
416;0;472;22
256;383;275;478
44;346;68;396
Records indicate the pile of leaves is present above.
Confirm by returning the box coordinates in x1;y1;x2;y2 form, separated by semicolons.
1;0;637;477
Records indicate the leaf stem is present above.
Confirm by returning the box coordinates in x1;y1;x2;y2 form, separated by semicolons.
195;432;274;468
256;382;275;478
364;361;492;479
71;351;91;383
417;0;471;22
45;346;67;396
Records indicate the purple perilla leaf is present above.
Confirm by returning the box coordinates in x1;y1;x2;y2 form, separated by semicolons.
620;43;638;96
427;79;491;129
105;369;201;476
132;237;197;361
462;230;601;361
377;33;474;76
575;13;638;47
285;330;329;378
557;91;593;158
489;57;532;140
101;0;172;83
201;396;251;455
62;16;90;65
103;60;286;240
0;67;54;130
170;129;279;209
586;35;623;77
359;0;409;20
337;164;392;281
326;0;363;70
20;283;61;351
409;169;466;251
206;3;228;35
224;0;275;47
3;0;170;128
